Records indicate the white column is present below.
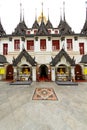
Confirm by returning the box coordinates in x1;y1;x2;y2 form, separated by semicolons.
73;38;78;51
46;39;52;51
8;39;12;52
20;40;25;51
13;67;17;80
34;39;40;52
60;37;65;50
71;66;75;81
32;67;36;81
51;67;55;81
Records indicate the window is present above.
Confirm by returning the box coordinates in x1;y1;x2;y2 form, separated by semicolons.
48;29;51;34
27;40;34;51
3;44;8;55
40;39;46;50
14;39;20;50
67;39;73;50
79;43;84;55
26;30;30;34
55;30;58;34
52;40;60;50
34;30;37;34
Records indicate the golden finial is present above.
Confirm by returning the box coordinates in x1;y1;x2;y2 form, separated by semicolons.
38;3;47;24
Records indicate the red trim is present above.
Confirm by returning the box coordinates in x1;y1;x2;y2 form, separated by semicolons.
3;43;8;55
67;39;73;50
79;43;84;55
27;40;34;50
14;39;20;50
40;39;46;50
52;40;60;50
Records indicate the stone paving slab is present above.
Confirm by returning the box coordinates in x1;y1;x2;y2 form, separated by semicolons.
0;81;87;130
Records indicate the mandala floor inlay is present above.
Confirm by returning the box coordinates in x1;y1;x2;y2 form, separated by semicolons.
32;88;58;100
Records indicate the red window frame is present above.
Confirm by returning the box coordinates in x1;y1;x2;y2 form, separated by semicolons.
67;39;73;50
34;30;37;34
40;39;46;50
14;39;20;50
52;40;60;51
79;43;84;55
27;40;34;51
55;30;58;34
26;30;30;34
3;43;8;55
48;30;51;34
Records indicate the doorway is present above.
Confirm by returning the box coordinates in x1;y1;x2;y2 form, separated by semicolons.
6;64;13;80
75;64;82;80
39;64;48;81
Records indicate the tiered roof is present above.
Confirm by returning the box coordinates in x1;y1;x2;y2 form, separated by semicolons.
32;20;39;29
46;12;53;29
81;7;87;35
58;19;74;35
36;19;49;35
12;20;28;35
12;3;28;35
58;2;74;35
0;2;87;36
46;19;53;29
0;20;6;36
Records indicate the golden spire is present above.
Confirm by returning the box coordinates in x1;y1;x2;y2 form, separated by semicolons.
38;3;47;24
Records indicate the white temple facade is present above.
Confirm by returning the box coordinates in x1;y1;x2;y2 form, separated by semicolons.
0;2;87;82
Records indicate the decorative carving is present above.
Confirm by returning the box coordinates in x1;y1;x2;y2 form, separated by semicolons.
61;37;65;41
48;37;51;41
74;36;78;41
21;37;25;41
35;37;38;41
9;37;12;41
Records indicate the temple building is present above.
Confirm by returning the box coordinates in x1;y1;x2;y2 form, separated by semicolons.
0;2;87;82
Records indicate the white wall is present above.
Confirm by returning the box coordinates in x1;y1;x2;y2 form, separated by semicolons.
0;35;87;65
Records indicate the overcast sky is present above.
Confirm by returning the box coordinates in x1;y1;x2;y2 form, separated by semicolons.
0;0;86;34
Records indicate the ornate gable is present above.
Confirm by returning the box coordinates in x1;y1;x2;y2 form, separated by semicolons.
50;48;75;66
13;49;37;66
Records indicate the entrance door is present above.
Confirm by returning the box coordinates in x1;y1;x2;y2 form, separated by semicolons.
6;65;13;80
3;44;8;55
39;64;48;81
75;64;82;80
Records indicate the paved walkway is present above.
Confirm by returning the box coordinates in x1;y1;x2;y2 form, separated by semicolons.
0;81;87;130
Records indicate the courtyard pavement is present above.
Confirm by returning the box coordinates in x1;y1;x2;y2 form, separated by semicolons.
0;81;87;130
